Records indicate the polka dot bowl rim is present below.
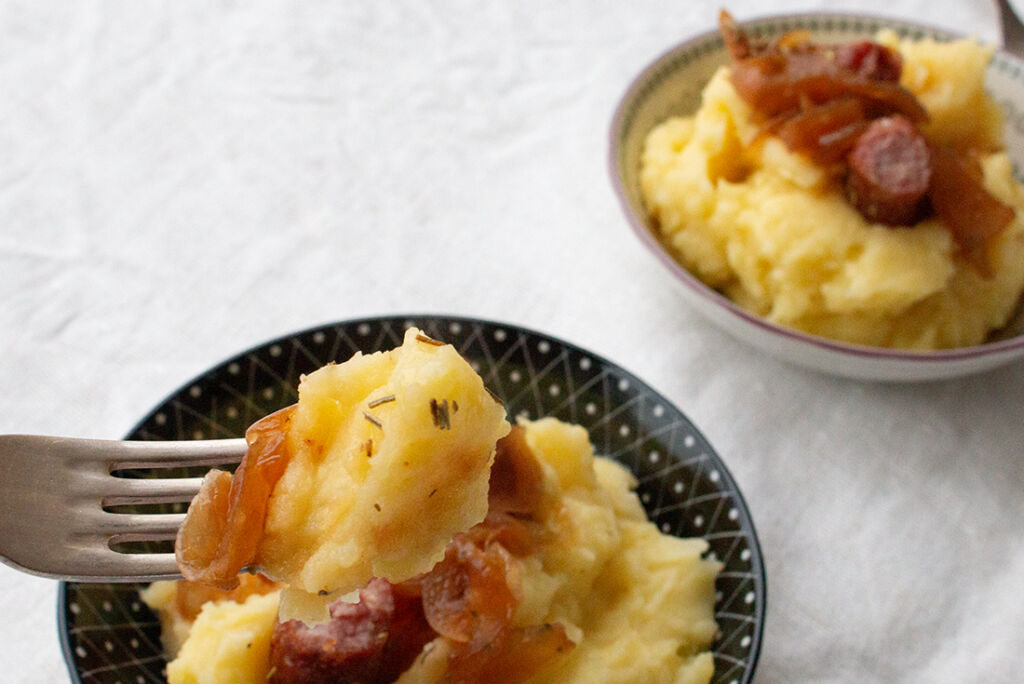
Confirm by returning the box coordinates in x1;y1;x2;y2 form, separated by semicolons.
58;314;766;684
609;11;1024;381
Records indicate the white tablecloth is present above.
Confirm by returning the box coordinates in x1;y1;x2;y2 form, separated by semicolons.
2;1;1021;681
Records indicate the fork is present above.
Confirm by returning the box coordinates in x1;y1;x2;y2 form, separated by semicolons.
0;434;247;582
996;0;1024;56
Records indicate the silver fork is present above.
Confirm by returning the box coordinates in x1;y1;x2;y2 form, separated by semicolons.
0;434;247;582
996;0;1024;56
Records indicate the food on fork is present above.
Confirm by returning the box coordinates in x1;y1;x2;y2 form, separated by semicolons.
640;10;1024;349
175;327;511;623
147;417;721;683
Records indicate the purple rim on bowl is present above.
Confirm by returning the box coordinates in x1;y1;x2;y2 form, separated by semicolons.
610;12;1024;379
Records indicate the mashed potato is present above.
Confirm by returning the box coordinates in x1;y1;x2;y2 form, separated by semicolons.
263;327;510;622
640;32;1024;349
140;573;280;659
176;327;510;624
158;590;280;684
148;418;721;684
517;418;719;684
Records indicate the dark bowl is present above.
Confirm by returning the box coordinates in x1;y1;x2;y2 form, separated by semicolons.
59;314;765;683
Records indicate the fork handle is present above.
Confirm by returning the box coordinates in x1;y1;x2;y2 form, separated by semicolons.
996;0;1024;56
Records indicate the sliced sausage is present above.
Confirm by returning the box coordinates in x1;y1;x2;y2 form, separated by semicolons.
834;41;903;82
269;579;434;684
845;115;932;226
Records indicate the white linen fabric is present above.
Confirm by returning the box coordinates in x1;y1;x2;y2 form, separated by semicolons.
0;1;1019;682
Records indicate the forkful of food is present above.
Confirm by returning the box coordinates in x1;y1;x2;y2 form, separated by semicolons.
0;328;508;626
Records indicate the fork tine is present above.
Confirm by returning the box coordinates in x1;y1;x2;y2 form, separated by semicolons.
0;434;248;472
997;0;1024;56
106;438;248;470
99;512;186;541
1;547;184;583
102;477;206;506
90;551;182;582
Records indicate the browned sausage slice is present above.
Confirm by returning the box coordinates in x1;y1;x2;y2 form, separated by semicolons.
834;41;903;82
268;579;435;684
845;115;932;226
269;579;394;683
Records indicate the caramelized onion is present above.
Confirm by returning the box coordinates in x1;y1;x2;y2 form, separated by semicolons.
420;520;573;683
173;572;279;621
420;536;516;644
488;425;545;516
719;10;1013;272
176;405;295;589
444;622;575;684
719;8;753;61
834;41;903;81
769;97;868;165
463;512;536;557
929;146;1016;277
422;436;568;679
729;50;926;123
720;9;925;158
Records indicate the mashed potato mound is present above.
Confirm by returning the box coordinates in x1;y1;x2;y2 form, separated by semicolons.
262;327;510;622
176;327;511;624
140;573;280;659
149;418;721;684
516;418;720;684
163;591;280;684
640;33;1024;349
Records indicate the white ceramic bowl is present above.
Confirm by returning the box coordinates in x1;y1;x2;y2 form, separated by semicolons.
610;12;1024;382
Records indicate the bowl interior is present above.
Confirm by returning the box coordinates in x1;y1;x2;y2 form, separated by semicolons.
60;315;766;684
610;12;1024;375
